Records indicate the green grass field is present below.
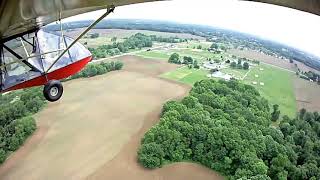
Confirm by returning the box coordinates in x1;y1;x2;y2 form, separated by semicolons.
160;67;209;85
167;49;223;62
131;40;297;118
220;68;248;79
243;64;296;117
135;50;171;60
136;48;223;62
160;62;296;117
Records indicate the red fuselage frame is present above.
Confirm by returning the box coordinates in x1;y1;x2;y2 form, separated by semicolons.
3;56;92;92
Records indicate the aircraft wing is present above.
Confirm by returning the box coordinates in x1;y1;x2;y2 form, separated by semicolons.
245;0;320;15
1;0;320;42
0;0;163;42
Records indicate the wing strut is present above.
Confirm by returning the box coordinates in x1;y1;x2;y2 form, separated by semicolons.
45;5;115;73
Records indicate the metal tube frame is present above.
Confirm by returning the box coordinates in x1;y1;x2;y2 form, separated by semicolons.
45;6;115;73
0;48;65;69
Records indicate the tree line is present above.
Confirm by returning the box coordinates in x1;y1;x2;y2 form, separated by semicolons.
88;33;153;59
88;33;186;59
298;70;320;85
138;79;320;179
69;61;123;79
0;88;45;163
168;53;199;69
231;59;249;70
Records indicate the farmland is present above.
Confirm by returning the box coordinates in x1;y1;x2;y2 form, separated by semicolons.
160;59;297;117
0;55;222;180
2;27;320;179
139;39;299;117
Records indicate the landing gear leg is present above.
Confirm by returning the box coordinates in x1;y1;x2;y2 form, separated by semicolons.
43;80;63;102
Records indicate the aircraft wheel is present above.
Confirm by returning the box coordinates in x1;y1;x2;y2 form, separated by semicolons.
43;80;63;102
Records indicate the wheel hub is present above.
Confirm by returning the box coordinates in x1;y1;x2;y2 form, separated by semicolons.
50;87;59;97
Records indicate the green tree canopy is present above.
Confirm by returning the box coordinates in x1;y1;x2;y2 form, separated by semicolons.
138;79;320;179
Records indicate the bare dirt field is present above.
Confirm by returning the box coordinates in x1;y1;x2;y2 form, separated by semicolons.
0;56;223;180
293;76;320;112
66;28;205;40
116;55;180;77
229;49;295;72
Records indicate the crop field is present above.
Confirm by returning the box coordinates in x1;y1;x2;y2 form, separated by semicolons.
160;66;209;85
0;56;223;180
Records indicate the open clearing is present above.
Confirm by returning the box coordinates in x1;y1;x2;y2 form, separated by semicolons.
229;49;320;113
135;50;171;60
161;66;209;85
244;64;296;117
149;47;297;117
0;56;223;180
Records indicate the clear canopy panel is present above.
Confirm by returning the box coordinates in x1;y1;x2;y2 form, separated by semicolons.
1;30;91;90
33;30;91;72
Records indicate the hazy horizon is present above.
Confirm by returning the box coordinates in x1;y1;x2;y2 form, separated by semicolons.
63;0;320;57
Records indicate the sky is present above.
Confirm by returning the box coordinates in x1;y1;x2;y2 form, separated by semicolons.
64;0;320;57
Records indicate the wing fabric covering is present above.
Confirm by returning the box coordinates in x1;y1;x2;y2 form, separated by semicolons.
245;0;320;15
1;0;320;41
0;0;162;41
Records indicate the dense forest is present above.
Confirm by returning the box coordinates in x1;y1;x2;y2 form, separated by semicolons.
0;61;123;164
138;79;320;179
0;88;45;163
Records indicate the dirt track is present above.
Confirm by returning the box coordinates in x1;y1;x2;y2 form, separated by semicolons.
0;56;223;180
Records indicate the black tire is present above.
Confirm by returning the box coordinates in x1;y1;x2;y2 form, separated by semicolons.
43;80;63;102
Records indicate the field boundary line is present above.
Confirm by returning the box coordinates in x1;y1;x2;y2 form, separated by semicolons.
241;69;252;80
260;62;295;74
